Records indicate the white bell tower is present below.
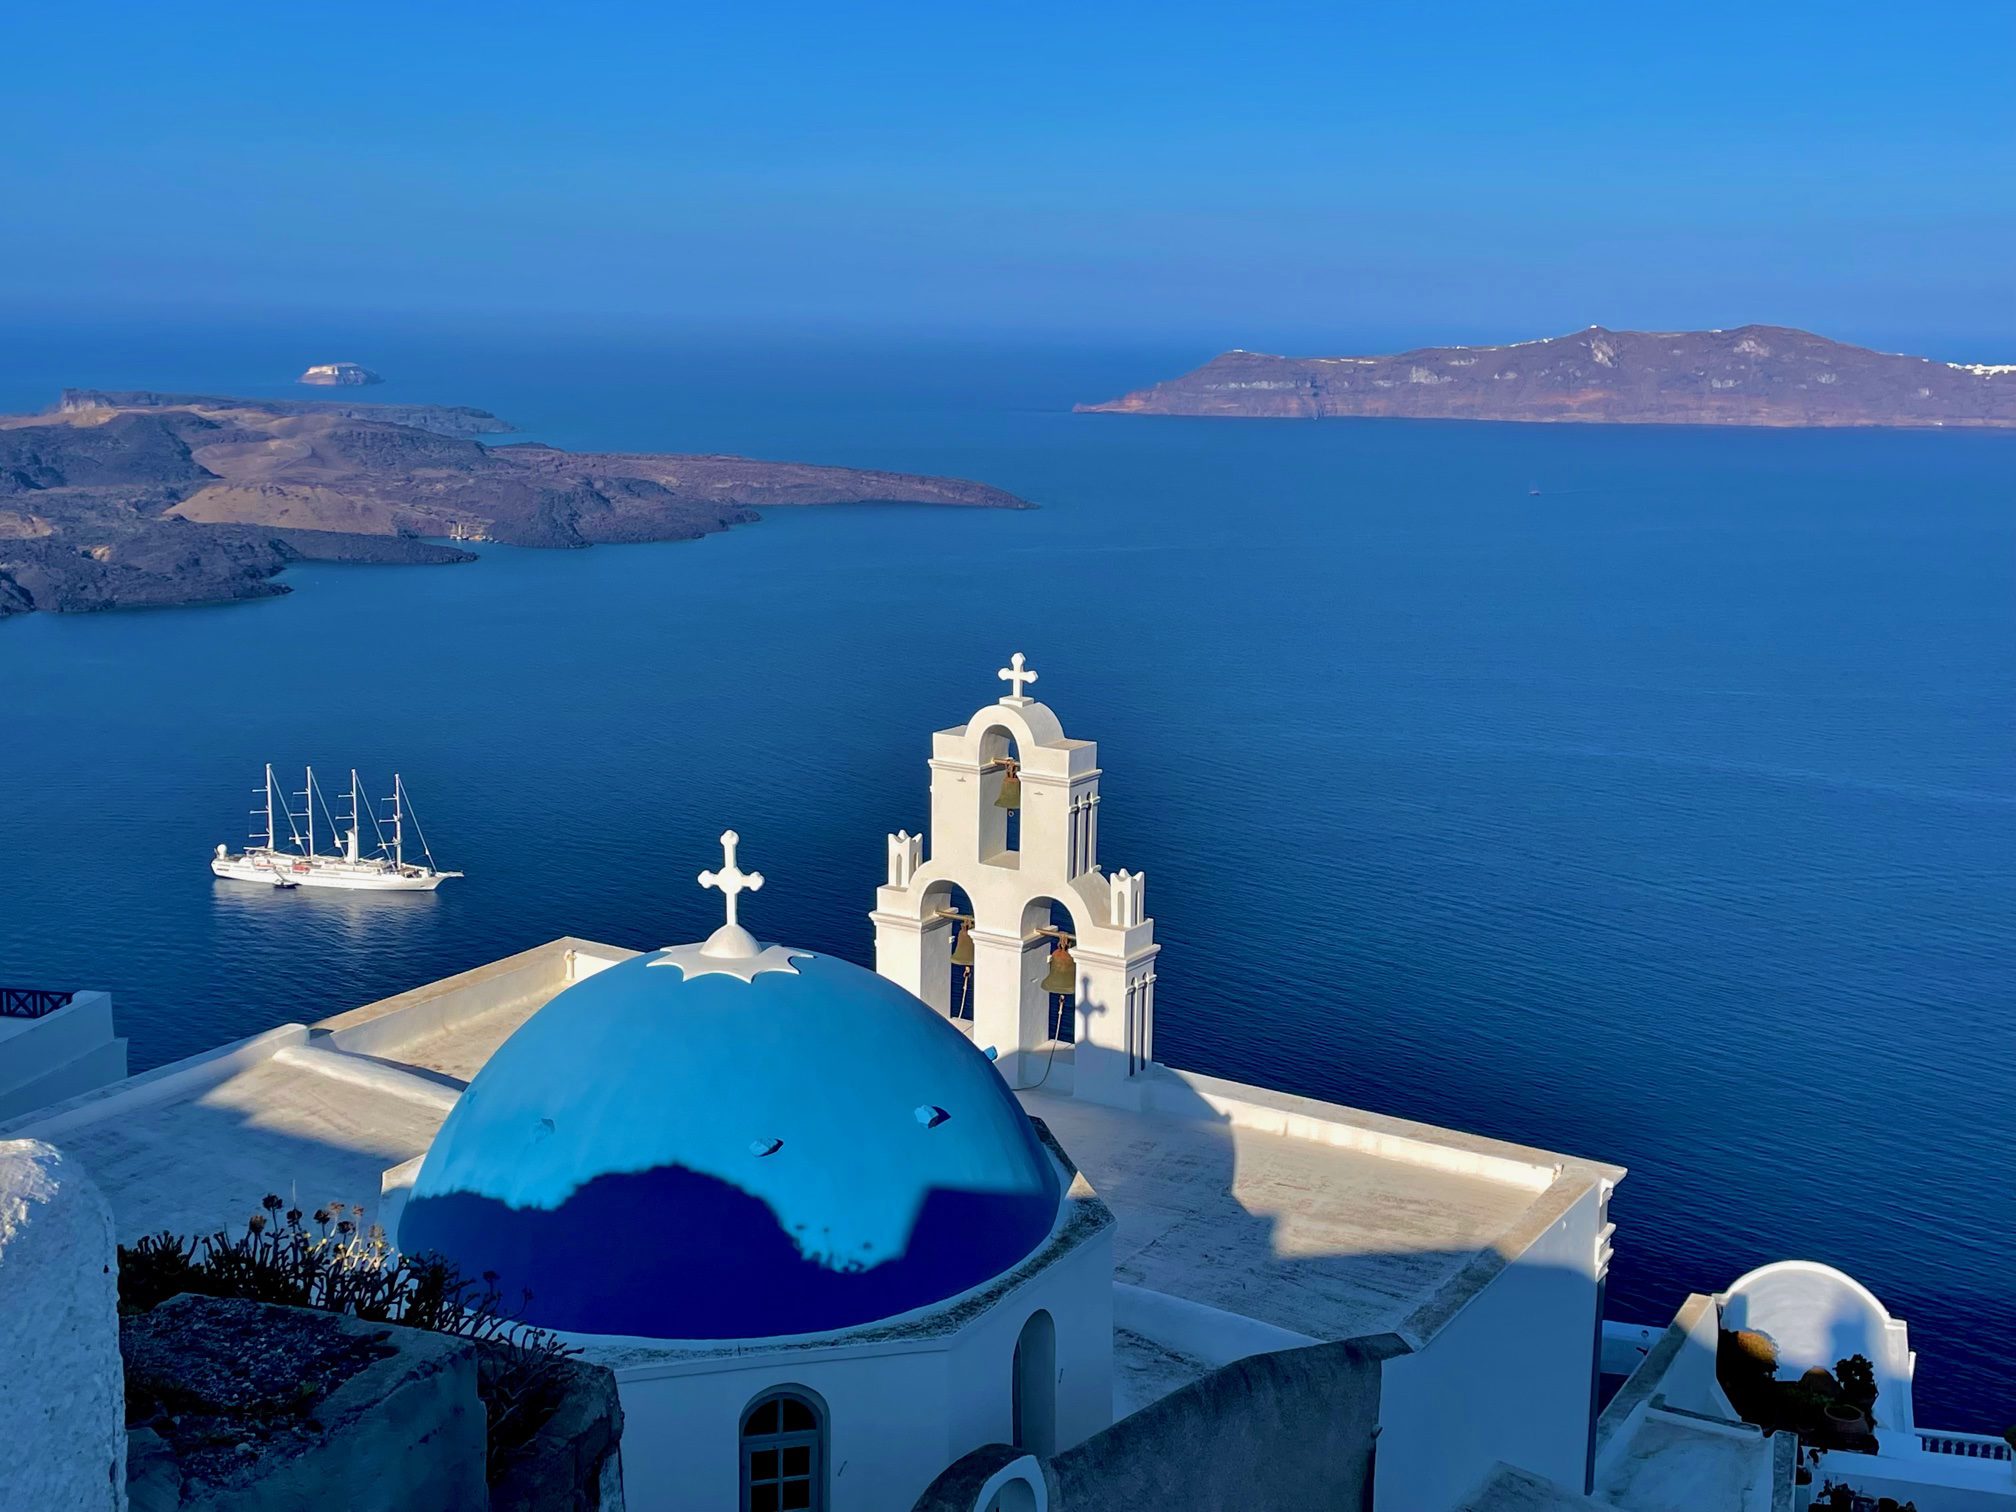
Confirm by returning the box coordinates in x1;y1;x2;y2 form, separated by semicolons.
871;655;1160;1107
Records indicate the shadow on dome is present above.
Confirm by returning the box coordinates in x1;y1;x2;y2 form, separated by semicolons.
399;1158;1060;1340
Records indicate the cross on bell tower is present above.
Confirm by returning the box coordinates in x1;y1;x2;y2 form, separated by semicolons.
997;652;1039;704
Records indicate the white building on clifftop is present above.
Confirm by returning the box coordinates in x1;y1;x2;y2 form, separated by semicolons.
4;659;2002;1512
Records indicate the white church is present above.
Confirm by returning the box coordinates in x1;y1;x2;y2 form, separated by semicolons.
2;659;2006;1512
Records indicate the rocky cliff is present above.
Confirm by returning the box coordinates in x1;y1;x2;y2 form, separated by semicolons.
58;390;514;439
0;393;1031;616
1078;326;2016;428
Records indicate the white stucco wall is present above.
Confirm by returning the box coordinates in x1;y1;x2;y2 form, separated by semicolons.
1807;1448;2016;1512
1657;1292;1736;1419
0;1139;125;1512
1722;1260;1916;1434
603;1208;1111;1512
617;1349;942;1512
1374;1179;1607;1512
941;1225;1113;1459
0;993;127;1123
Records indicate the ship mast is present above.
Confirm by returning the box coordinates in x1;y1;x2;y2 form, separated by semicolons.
392;774;448;877
391;774;404;869
262;763;276;850
346;770;362;864
305;766;315;856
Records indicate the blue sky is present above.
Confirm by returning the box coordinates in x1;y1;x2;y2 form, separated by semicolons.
5;2;2012;353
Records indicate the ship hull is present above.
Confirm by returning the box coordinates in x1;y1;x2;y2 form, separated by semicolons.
210;852;454;892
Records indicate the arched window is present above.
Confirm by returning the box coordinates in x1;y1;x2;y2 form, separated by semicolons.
1011;1310;1057;1460
741;1387;826;1512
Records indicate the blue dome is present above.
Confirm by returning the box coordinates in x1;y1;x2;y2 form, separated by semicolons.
398;948;1061;1339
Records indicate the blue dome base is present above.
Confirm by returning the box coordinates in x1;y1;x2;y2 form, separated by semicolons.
401;1159;1058;1339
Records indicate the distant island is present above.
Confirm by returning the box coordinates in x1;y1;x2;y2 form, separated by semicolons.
58;389;512;439
1078;325;2016;428
299;361;382;386
0;391;1030;617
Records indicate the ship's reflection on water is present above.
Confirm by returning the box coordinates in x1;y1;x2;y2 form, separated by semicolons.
205;883;449;1020
210;880;444;940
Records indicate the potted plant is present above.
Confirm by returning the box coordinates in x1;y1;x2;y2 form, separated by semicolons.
1824;1399;1874;1450
1835;1354;1878;1412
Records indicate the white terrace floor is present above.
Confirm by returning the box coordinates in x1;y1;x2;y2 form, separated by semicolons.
4;936;1614;1373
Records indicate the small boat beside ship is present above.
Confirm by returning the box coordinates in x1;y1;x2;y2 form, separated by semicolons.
212;765;462;892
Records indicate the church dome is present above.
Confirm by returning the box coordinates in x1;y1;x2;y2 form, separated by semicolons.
397;901;1062;1340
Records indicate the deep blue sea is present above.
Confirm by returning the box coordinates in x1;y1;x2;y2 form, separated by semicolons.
1;321;2011;1428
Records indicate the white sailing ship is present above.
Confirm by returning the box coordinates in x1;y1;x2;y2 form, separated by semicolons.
211;766;463;892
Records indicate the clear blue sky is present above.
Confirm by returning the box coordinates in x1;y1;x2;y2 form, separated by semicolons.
5;2;2012;353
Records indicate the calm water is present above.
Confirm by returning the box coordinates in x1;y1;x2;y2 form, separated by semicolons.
1;325;2011;1427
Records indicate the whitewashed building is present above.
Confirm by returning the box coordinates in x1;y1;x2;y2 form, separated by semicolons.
7;659;1998;1511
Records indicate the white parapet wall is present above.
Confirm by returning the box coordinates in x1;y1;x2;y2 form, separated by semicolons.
0;992;127;1123
1141;1066;1564;1194
1721;1260;1917;1435
1718;1260;2016;1511
315;939;632;1062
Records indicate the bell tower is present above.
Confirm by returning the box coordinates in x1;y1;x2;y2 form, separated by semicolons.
872;655;1160;1108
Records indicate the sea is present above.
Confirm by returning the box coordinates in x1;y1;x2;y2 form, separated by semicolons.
0;320;2010;1429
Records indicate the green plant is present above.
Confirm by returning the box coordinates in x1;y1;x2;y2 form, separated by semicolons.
117;1231;202;1315
117;1196;577;1484
1724;1328;1779;1378
1835;1353;1878;1408
1717;1329;1880;1452
2001;1423;2015;1454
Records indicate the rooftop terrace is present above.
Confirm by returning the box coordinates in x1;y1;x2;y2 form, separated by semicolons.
4;936;1618;1378
0;939;633;1238
1022;1071;1607;1349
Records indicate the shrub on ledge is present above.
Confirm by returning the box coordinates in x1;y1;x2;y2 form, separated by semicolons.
118;1196;576;1484
1716;1329;1881;1453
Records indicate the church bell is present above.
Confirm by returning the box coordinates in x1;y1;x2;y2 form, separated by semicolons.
948;917;976;967
1040;938;1076;997
994;760;1021;811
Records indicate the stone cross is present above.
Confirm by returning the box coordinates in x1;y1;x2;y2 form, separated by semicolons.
998;652;1039;701
699;830;764;928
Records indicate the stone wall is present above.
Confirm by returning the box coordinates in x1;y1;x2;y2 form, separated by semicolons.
123;1295;488;1512
118;1294;626;1512
488;1352;626;1512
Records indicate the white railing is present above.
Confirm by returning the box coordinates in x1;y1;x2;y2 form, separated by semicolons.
1919;1431;2013;1461
1600;1319;1662;1375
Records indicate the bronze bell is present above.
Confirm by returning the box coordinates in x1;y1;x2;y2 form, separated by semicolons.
948;918;975;967
994;760;1021;811
1039;939;1076;997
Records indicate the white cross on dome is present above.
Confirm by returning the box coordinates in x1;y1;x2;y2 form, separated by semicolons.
653;829;806;981
699;829;763;928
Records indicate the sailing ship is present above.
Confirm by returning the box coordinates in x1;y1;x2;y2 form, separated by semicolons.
211;766;463;892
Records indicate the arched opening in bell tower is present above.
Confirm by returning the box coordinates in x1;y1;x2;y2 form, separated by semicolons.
1020;896;1079;1054
975;725;1023;863
919;880;978;1021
